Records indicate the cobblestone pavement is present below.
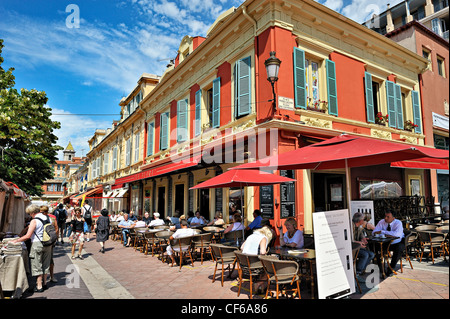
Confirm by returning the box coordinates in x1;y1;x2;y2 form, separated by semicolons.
19;234;448;302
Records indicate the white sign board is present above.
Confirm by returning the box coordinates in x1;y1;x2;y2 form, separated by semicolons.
313;209;355;299
350;200;375;226
278;96;294;110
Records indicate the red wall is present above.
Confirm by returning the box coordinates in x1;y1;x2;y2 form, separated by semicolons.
217;62;232;127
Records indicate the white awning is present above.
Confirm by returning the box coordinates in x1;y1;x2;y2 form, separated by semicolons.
115;188;128;198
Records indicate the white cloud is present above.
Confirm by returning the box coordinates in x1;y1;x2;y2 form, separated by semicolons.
50;108;113;160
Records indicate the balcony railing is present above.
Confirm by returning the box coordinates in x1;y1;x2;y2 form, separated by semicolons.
443;30;449;40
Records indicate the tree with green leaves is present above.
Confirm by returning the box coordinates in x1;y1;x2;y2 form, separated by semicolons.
0;39;63;196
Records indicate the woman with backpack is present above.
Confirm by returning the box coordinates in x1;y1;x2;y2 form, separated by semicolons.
10;204;52;292
95;208;110;253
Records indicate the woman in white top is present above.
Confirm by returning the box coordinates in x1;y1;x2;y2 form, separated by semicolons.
224;213;244;234
278;217;304;248
11;204;52;292
241;220;274;255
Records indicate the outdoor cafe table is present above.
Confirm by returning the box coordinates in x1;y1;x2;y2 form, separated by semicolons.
269;246;316;298
202;227;224;242
367;236;399;278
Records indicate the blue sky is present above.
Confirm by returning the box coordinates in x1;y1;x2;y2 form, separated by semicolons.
0;0;400;160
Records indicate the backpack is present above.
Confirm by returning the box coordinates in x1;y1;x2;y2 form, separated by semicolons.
56;208;67;223
83;205;92;219
34;216;58;246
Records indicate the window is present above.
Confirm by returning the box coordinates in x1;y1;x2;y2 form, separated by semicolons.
160;111;169;150
113;147;118;171
293;47;338;115
147;122;154;156
437;56;446;77
126;138;131;166
177;99;188;142
434;134;449;150
212;78;221;127
195;90;201;136
103;153;109;175
234;56;251;118
411;90;422;133
206;87;213;127
364;72;381;123
134;132;140;163
422;47;432;71
385;80;404;129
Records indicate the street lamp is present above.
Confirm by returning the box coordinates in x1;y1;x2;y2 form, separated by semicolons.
264;51;281;111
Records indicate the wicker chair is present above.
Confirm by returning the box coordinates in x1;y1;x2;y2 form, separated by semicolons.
191;232;213;264
259;255;301;299
169;236;195;270
155;231;174;263
210;244;238;287
352;242;362;294
234;250;265;299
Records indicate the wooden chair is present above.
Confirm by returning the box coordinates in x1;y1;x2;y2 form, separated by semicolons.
191;232;213;264
417;231;446;264
399;229;416;272
234;250;265;299
210;244;238;287
169;236;195;270
259;255;301;299
352;242;362;294
155;231;174;263
223;230;244;244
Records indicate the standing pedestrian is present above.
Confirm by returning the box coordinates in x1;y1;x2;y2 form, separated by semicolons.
95;208;110;253
64;204;74;238
82;199;93;242
40;205;58;283
69;207;85;259
54;203;67;244
11;205;52;292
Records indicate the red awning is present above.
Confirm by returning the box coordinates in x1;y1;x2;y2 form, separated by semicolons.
114;155;201;185
73;186;103;200
391;158;449;170
232;134;449;171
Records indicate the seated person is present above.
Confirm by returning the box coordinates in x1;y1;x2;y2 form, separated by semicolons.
224;213;244;234
245;209;262;237
149;212;165;227
187;211;195;224
241;220;274;255
142;212;152;226
352;212;375;275
373;211;404;276
128;211;138;222
118;213;134;247
207;212;225;226
166;219;197;266
132;216;146;228
278;217;304;248
190;210;207;226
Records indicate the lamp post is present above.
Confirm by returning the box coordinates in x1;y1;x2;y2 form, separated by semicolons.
264;51;281;111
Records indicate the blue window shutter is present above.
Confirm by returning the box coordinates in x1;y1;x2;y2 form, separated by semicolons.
236;56;251;116
177;99;188;142
160;112;169;150
411;90;422;134
147;122;154;156
293;47;307;109
212;77;221;128
364;72;375;123
195;90;202;136
395;84;404;129
386;81;397;128
326;59;338;116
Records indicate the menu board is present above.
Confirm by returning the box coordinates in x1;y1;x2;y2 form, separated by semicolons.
313;209;354;299
259;185;274;219
280;170;295;218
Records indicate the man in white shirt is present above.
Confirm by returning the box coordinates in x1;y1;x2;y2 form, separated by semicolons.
190;210;206;226
166;219;196;266
373;211;405;276
149;212;165;227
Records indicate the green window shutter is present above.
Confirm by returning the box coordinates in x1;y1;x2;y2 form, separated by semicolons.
160;112;169;150
395;84;404;130
293;47;307;109
364;72;375;123
212;77;221;128
177;99;188;142
195;90;202;136
386;81;397;128
411;90;422;134
326;59;338;116
147;122;154;156
236;56;251;117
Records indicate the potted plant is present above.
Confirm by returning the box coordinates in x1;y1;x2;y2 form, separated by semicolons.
404;120;418;132
375;112;389;125
306;98;327;113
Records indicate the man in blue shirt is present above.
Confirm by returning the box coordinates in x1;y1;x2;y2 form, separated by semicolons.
245;209;263;236
118;214;134;247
